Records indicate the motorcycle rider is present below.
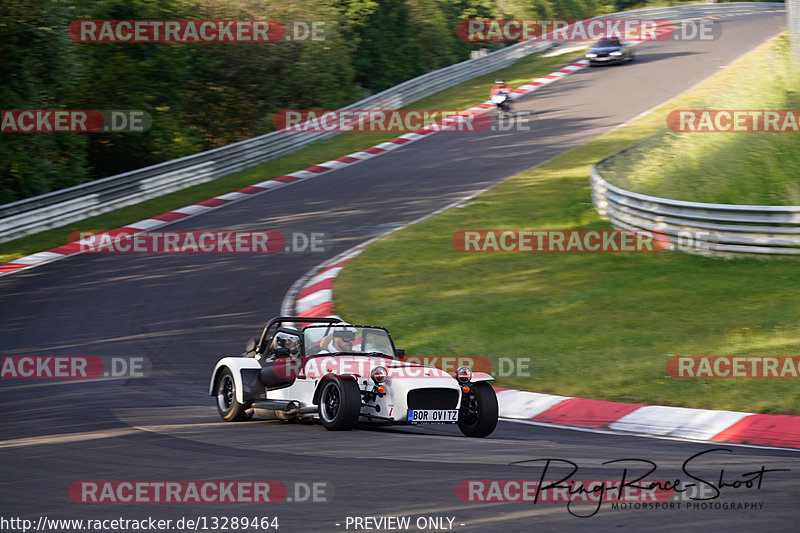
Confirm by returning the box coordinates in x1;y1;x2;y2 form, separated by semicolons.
490;79;512;112
491;79;511;97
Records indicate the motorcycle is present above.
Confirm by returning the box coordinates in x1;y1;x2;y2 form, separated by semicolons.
491;91;511;113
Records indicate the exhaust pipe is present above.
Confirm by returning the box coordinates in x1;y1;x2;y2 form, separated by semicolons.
249;399;311;420
251;399;298;411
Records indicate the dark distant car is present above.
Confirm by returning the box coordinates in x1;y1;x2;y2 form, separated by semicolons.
585;38;634;65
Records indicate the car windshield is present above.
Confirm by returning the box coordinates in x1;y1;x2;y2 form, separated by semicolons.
303;325;395;356
596;40;621;47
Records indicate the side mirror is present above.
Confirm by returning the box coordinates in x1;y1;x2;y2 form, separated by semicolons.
245;337;258;353
395;349;405;359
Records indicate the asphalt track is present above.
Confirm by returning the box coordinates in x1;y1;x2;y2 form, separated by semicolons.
1;12;797;533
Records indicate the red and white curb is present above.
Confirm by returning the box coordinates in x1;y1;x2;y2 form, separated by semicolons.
493;390;800;449
0;59;589;278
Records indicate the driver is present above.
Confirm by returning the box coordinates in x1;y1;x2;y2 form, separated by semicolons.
319;329;356;354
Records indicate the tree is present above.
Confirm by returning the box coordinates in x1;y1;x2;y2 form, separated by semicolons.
0;0;88;203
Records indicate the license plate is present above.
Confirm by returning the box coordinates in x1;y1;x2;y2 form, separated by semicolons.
407;409;458;424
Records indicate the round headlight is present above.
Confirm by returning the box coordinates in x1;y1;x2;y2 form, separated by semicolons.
456;366;472;384
371;366;388;384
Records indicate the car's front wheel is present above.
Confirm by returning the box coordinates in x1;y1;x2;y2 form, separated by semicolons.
216;368;247;421
318;377;362;430
458;382;498;437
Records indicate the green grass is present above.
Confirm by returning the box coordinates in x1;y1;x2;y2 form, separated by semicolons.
0;51;574;264
601;34;800;205
335;33;800;415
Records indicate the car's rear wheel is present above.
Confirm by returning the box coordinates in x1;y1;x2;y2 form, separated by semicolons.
216;368;247;421
458;382;498;437
318;377;361;430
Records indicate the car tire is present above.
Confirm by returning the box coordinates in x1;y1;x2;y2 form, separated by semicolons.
216;368;248;421
318;377;362;430
458;382;498;438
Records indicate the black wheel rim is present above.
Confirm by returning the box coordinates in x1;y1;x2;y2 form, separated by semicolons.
321;383;340;421
217;375;234;412
461;394;479;428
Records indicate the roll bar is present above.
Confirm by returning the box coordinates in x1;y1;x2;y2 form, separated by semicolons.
256;316;343;353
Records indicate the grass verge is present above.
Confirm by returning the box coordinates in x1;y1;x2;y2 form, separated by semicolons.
0;51;575;264
335;33;800;415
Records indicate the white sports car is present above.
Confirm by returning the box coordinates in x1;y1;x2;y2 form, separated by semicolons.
209;316;498;437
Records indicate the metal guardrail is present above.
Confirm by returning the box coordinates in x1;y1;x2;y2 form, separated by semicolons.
590;164;800;257
0;2;786;243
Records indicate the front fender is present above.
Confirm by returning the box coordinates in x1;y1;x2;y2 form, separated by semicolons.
471;372;495;383
209;357;261;404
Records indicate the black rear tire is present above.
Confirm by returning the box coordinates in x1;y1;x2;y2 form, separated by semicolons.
458;382;498;437
318;377;362;430
216;368;247;421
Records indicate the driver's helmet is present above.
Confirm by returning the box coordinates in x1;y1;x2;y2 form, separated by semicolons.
274;332;299;356
494;79;505;85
